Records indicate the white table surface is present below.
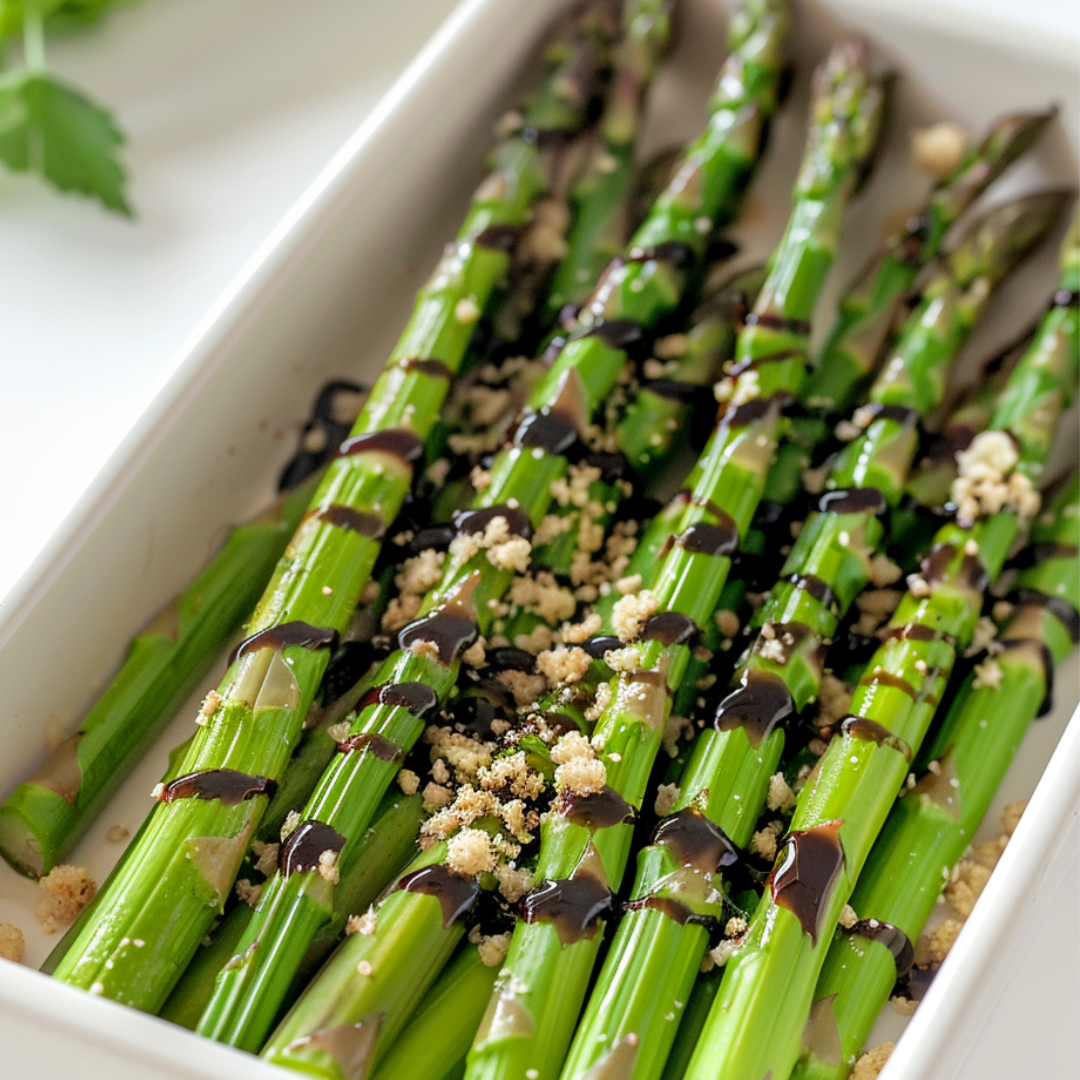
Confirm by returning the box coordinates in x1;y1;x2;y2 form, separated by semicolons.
0;1;1076;1077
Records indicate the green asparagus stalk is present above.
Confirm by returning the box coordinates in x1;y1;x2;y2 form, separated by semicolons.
804;108;1055;414
369;943;501;1080
465;38;883;1080
159;789;425;1030
540;0;676;329
556;188;1065;1080
681;216;1080;1080
792;471;1080;1080
195;0;788;1051
51;7;616;1012
0;473;319;879
255;267;756;1077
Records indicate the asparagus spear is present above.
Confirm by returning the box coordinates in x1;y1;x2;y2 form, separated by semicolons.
804;108;1055;414
196;0;786;1050
465;39;882;1080
255;261;757;1074
159;789;425;1030
556;188;1065;1080
681;216;1080;1080
0;471;318;880
540;0;676;330
792;470;1080;1080
50;7;617;1012
369;943;500;1080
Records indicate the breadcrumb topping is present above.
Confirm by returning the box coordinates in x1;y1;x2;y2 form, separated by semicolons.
654;783;680;817
37;865;97;934
318;849;340;884
851;1042;894;1080
911;121;967;178
0;923;24;963
816;673;853;727
951;431;1040;524
398;769;420;796
536;645;591;688
766;772;796;813
346;908;377;936
612;590;659;642
446;828;497;876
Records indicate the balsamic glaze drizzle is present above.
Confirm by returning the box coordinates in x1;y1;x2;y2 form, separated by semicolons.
158;769;276;805
230;621;339;666
279;820;347;877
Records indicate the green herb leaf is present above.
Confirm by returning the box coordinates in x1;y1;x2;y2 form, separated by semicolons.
0;70;131;213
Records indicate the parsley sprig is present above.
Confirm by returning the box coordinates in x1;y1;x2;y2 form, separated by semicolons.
0;0;133;213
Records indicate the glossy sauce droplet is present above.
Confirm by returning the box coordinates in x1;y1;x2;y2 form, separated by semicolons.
520;875;613;945
230;621;339;666
768;820;845;943
714;669;796;747
279;820;347;877
159;769;276;805
398;864;479;928
562;786;636;830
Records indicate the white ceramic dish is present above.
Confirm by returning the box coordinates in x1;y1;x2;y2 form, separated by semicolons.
0;0;1075;1077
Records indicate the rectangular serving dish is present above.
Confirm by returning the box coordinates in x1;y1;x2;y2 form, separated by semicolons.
0;1;1075;1077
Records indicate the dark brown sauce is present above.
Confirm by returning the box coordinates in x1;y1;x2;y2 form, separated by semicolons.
398;864;479;927
338;427;425;467
653;808;741;875
998;637;1056;716
879;623;946;644
722;396;776;429
585;318;645;350
727;348;802;378
768;821;846;943
627;240;693;266
840;716;913;761
743;312;812;336
582;635;623;660
305;504;386;538
515;411;578;455
562;786;636;829
904;962;940;1001
676;518;740;558
335;732;405;762
280;820;347;877
639;612;699;647
623;895;711;927
229;621;339;666
846;917;914;976
1011;588;1080;644
520;874;613;945
714;669;795;747
789;574;838;613
818;487;887;516
959;553;988;594
397;575;480;665
582;450;631;484
158;769;275;805
409;525;457;553
645;379;701;403
859;668;919;699
453;504;533;540
400;357;453;380
356;681;442;720
474;223;519;251
921;543;957;584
